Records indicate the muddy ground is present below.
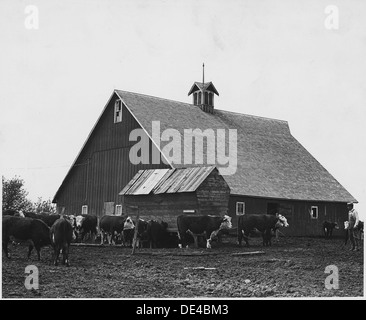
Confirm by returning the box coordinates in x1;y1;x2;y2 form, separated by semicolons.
2;235;363;299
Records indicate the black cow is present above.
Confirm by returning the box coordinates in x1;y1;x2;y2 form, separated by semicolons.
3;209;20;216
136;219;149;248
23;211;61;227
23;211;39;219
99;215;126;245
146;220;169;248
238;214;289;247
177;215;232;249
322;221;339;239
121;217;149;248
3;210;25;218
122;216;135;247
75;214;98;242
50;217;74;266
2;216;51;260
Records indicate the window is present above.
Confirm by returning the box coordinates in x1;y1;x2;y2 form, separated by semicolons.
115;205;122;216
208;92;213;106
236;202;245;215
114;99;122;123
82;205;88;215
183;209;196;214
204;92;209;105
193;92;198;105
310;206;318;219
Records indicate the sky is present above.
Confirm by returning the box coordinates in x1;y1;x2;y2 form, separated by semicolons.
0;0;365;220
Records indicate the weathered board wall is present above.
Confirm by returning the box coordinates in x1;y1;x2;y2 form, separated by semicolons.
54;93;170;216
122;193;199;228
228;195;348;237
122;169;230;229
196;169;230;216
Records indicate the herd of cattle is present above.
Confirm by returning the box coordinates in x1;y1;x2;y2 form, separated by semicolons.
3;208;361;267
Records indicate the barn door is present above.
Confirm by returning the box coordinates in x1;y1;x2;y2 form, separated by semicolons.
104;202;115;215
267;203;279;215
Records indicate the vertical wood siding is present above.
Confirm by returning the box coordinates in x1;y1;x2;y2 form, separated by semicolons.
55;93;170;216
228;195;348;236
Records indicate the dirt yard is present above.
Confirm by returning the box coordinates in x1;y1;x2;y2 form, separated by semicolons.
2;236;363;299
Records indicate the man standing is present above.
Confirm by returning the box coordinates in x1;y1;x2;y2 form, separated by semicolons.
347;202;360;251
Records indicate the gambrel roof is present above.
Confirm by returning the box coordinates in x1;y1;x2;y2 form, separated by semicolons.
53;89;357;204
115;90;357;203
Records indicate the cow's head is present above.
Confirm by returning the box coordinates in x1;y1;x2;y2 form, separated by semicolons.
219;215;232;230
344;221;349;230
333;222;339;229
75;215;85;230
124;216;135;230
64;214;75;226
276;214;289;228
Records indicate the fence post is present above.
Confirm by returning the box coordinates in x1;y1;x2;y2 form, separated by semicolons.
131;207;140;255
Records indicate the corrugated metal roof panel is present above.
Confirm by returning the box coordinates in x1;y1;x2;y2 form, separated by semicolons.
119;170;145;195
151;169;176;194
165;167;196;193
119;166;217;195
126;170;154;195
132;169;171;195
179;166;215;192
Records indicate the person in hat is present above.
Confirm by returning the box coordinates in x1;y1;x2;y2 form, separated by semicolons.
347;202;360;251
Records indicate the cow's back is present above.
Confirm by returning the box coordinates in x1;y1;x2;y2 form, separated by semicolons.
177;215;221;234
3;216;50;245
99;215;125;233
238;214;277;232
50;218;73;244
82;214;98;229
39;214;61;227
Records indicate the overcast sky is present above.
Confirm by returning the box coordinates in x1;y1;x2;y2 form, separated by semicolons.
1;0;365;220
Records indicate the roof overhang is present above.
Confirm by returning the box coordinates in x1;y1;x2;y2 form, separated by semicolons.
188;82;219;96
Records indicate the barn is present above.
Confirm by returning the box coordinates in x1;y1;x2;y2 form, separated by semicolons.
119;166;230;227
52;76;357;236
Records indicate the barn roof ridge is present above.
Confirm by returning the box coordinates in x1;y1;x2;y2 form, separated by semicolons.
115;89;288;125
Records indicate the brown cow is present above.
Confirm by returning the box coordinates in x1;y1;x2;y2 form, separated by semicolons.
2;216;51;260
50;217;74;266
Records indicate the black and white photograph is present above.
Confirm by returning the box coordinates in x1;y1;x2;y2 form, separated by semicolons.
1;0;364;305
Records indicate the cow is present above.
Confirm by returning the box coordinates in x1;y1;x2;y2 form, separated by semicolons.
50;217;74;266
177;214;232;249
238;213;289;247
146;220;169;248
23;211;39;219
3;209;25;217
75;214;98;242
23;211;61;227
2;216;51;260
3;209;19;216
122;216;135;247
135;219;149;248
121;217;149;248
99;215;127;245
322;221;339;239
37;213;61;227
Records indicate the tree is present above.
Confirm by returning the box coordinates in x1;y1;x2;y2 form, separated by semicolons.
2;176;33;212
33;197;57;214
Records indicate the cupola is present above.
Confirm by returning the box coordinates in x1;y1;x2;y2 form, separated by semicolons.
188;63;219;114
